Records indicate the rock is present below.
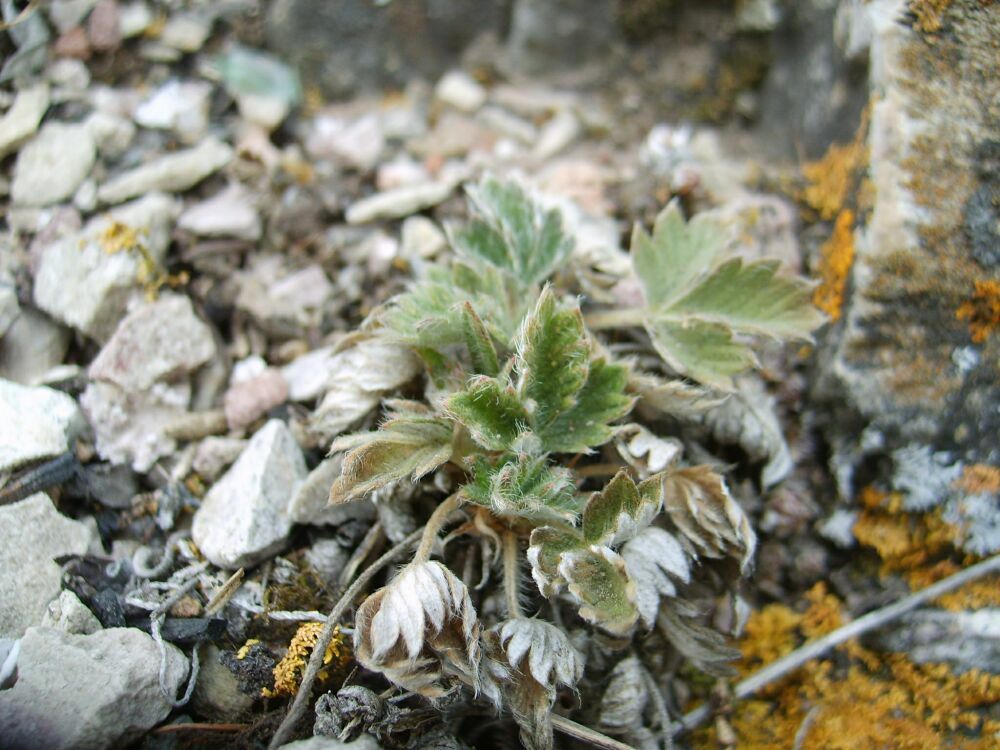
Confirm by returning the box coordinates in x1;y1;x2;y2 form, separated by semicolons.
281;345;338;402
87;0;122;52
192;643;254;721
88;294;216;391
0;278;18;337
376;155;430;190
346;181;455;224
236;259;335;338
73;178;98;212
505;0;619;75
400;215;446;261
0;380;83;473
280;736;381;750
478;105;538;145
48;0;98;34
159;11;212;53
192;420;307;568
435;70;486;113
0;626;188;750
97;138;233;205
0;84;49;159
224;368;289;430
32;193;178;340
118;1;152;37
288;455;377;526
48;57;91;92
41;590;102;635
134;79;212;144
307;113;385;172
264;0;506;99
11;122;96;207
532;109;580;160
408;111;494;159
870;609;1000;674
0;494;96;638
54;27;91;60
84;110;135;158
216;45;302;131
178;182;261;241
817;508;858;549
81;379;190;471
193;436;247;481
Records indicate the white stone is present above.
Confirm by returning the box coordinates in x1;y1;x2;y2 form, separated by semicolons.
279;736;381;750
288;455;377;526
435;70;487;113
159;11;212;52
346;181;455;224
192;420;307;568
0;84;49;159
307;113;385;171
401;215;447;260
237;93;290;131
0;495;96;638
478;105;537;144
97;138;233;205
12;122;96;207
88;293;216;391
85;110;136;158
533;109;581;160
236;259;335;337
281;345;338;402
0;626;188;750
818;509;859;548
41;590;101;635
48;0;98;33
33;192;178;340
48;58;90;93
0;279;18;337
0;380;83;473
72;178;98;212
134;79;212;143
192;436;246;481
119;1;154;38
178;182;261;241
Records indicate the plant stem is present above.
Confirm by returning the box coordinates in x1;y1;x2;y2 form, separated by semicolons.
675;552;1000;735
502;530;524;619
268;527;425;750
414;493;464;563
551;715;637;750
584;308;647;331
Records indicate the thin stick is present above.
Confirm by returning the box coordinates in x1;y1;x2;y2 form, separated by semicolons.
552;715;637;750
268;527;425;750
502;530;524;618
204;568;245;615
676;553;1000;734
152;723;247;734
414;493;463;563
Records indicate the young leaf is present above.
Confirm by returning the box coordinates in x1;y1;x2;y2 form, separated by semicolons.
620;526;691;629
461;301;500;376
462;454;577;522
516;286;590;432
538;357;633;453
645;317;757;391
558;547;639;637
527;524;585;596
581;470;661;547
446;376;529;452
329;404;454;504
450;176;574;287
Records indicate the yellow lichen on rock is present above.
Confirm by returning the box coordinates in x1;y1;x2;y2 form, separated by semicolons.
263;623;348;698
956;279;1000;343
908;0;954;33
813;209;856;320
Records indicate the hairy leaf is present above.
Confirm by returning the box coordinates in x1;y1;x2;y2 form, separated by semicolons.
329;404;453;504
527;524;584;596
645;318;757;391
462;454;577;522
582;470;661;547
539;358;634;453
658;604;739;677
446;376;529;452
461;301;500;376
451;176;574;287
630;370;727;421
620;526;691;628
558;546;639;637
598;656;649;732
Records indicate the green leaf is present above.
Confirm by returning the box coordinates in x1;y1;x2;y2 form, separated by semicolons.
461;302;500;376
539;358;633;453
582;470;661;547
516;286;590;432
446;376;529;452
666;258;824;340
631;200;726;309
527;524;585;596
328;403;453;504
450;177;574;287
644;318;757;391
379;269;468;349
558;547;639;637
462;454;578;522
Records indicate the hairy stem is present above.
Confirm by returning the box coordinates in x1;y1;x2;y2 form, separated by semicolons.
584;307;648;331
268;527;425;750
502;529;524;619
414;493;464;563
676;552;1000;735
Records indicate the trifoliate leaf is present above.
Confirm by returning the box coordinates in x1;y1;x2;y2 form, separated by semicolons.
329;403;453;504
527;524;585;596
450;176;574;287
516;286;590;432
620;527;691;629
582;471;661;547
658;604;739;677
461;302;500;376
558;546;639;637
630;370;727;421
446;376;529;452
598;656;649;733
645;318;757;390
632;200;727;309
661;465;756;571
539;357;634;454
462;454;577;522
379;267;469;349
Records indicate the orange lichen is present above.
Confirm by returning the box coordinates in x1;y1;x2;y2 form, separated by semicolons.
262;623;348;698
800;582;844;638
802;143;866;221
955;279;1000;343
955;464;1000;494
739;604;802;674
853;485;957;573
812;209;855;320
908;0;953;33
95;219;187;299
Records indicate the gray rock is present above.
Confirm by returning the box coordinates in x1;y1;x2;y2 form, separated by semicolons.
97;138;233;205
0;380;83;473
346;181;455;224
178;182;262;241
0;278;18;338
817;508;858;549
12;122;97;207
236;259;335;339
0;83;49;159
193;436;247;482
870;609;1000;674
192;643;254;721
41;590;102;635
0;494;95;638
32;192;177;341
281;345;338;402
505;0;619;76
264;0;506;99
192;420;307;568
280;736;381;750
0;626;188;750
306;113;385;172
134;79;212;144
88;293;216;391
288;455;376;526
84;111;136;159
